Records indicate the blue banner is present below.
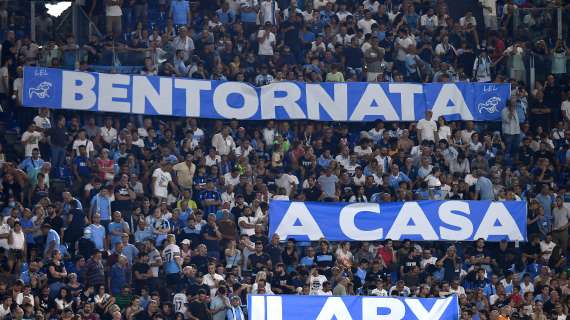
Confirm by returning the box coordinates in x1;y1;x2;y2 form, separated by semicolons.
269;200;527;242
23;67;510;122
248;294;459;320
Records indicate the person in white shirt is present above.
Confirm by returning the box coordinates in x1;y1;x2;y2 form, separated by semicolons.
21;124;43;158
258;0;279;25
234;140;253;158
105;0;123;39
211;127;236;156
100;118;117;145
72;129;94;157
420;8;438;29
172;27;195;61
449;280;466;296
420;249;438;269
262;121;276;146
238;207;257;236
357;11;377;35
459;11;477;28
33;108;51;130
205;149;222;167
152;160;178;200
370;281;388;296
275;171;298;196
16;285;34;307
480;0;497;30
308;267;328;295
561;93;570;121
395;29;415;64
0;296;11;319
172;290;188;315
519;274;534;294
416;110;438;142
335;3;352;22
257;22;276;58
473;50;493;82
203;262;225;297
540;234;557;261
223;169;241;187
312;0;335;10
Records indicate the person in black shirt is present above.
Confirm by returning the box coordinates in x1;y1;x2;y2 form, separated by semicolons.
134;299;159;320
44;205;64;237
302;176;322;201
132;253;152;294
248;241;271;274
265;234;283;265
271;263;295;294
201;214;222;260
522;234;542;266
64;200;86;255
400;248;421;279
188;275;210;298
343;37;364;73
438;245;461;282
250;225;269;245
188;290;210;320
365;260;390;284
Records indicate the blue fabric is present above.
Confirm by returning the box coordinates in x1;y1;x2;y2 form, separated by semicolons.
24;67;512;122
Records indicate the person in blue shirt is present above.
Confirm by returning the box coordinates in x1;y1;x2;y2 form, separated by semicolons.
20;208;35;246
41;223;60;257
170;0;190;27
18;148;44;179
110;255;131;295
216;2;235;25
87;213;107;251
89;188;112;226
73;145;92;184
120;233;139;266
162;234;182;285
108;211;130;248
474;169;495;200
388;164;411;190
226;295;245;320
199;180;221;215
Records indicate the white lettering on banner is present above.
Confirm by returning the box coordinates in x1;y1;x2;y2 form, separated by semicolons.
306;83;348;121
405;297;453;319
385;202;438;240
249;295;457;320
439;201;473;240
39;69;510;121
473;202;524;240
266;296;283;320
61;70;97;110
389;83;423;121
431;84;473;120
213;82;258;119
132;76;173;115
274;202;324;240
315;297;353;320
339;203;383;240
260;82;305;119
98;73;131;113
273;201;522;241
349;84;399;121
174;79;211;117
250;296;265;320
362;297;406;320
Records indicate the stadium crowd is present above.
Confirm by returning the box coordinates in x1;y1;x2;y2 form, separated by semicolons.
0;0;569;319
